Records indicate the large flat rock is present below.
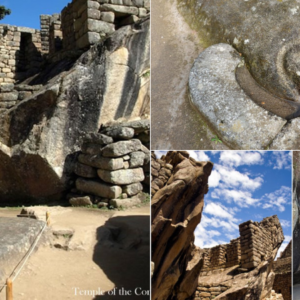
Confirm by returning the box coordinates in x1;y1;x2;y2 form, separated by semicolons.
189;43;287;149
0;217;45;286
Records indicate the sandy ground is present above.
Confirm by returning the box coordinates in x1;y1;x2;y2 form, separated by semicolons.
0;206;150;300
151;0;229;150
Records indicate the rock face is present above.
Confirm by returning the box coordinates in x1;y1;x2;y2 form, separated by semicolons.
0;17;149;205
189;43;286;149
151;151;213;300
178;0;300;103
152;151;285;300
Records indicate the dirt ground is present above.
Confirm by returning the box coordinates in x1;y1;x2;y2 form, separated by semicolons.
151;0;229;150
0;205;150;300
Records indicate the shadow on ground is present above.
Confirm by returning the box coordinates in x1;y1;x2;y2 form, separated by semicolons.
92;215;150;299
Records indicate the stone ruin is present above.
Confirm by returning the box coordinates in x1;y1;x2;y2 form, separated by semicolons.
0;0;149;205
68;119;150;209
193;216;289;300
151;151;288;300
272;241;291;300
0;0;150;112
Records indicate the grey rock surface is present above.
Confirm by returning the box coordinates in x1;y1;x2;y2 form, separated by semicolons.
97;167;144;185
269;118;300;150
179;0;300;103
0;217;45;285
101;139;142;157
78;153;124;170
76;177;122;199
189;43;287;149
0;17;149;204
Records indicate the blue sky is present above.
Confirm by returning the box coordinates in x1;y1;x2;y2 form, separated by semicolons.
155;151;292;259
0;1;70;29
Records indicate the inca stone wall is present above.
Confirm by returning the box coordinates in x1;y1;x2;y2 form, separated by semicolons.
200;238;241;275
0;0;150;85
240;217;284;269
69;119;150;209
61;0;150;51
193;284;230;300
197;215;284;277
272;242;291;300
192;216;285;300
0;25;43;83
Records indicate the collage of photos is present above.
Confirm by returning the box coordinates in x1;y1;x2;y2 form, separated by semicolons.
0;0;299;300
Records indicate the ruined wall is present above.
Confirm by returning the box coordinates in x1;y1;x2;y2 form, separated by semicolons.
240;217;284;269
61;0;150;51
272;241;292;300
0;25;43;83
69;120;150;209
200;238;241;275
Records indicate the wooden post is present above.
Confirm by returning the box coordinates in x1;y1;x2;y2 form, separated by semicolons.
6;278;12;300
46;211;50;226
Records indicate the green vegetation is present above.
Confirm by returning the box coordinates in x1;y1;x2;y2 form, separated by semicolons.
0;5;10;20
211;135;222;144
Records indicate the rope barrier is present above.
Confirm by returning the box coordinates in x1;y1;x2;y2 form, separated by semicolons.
0;213;49;293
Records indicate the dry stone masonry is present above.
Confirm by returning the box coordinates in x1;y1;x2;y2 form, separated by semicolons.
272;242;291;300
0;0;150;114
69;119;149;209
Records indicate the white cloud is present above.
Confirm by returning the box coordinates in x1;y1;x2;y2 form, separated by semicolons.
280;220;291;228
219;151;263;167
211;188;260;207
272;151;291;170
214;164;263;191
194;223;221;248
200;214;239;233
204;202;238;221
209;170;221;188
189;151;210;162
261;186;291;212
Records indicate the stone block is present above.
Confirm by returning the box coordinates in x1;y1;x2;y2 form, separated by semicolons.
111;0;123;4
84;132;114;145
0;91;18;101
138;7;147;17
69;196;93;206
85;8;101;20
101;139;142;157
81;142;103;155
100;4;139;16
144;0;150;10
123;182;143;196
123;0;133;5
132;0;144;7
109;195;142;208
78;153;124;170
104;126;135;139
84;19;115;34
76;31;101;49
129;151;145;167
74;162;97;178
100;12;115;23
97;168;145;185
0;83;14;92
76;177;122;199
